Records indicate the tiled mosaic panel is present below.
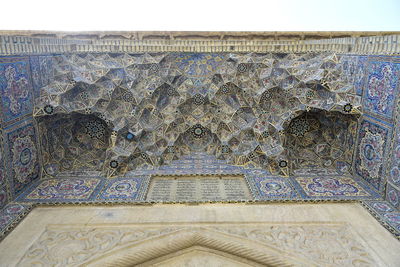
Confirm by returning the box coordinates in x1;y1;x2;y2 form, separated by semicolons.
0;128;5;187
383;212;400;232
386;183;400;210
364;200;396;213
387;103;400;188
0;203;30;236
245;171;297;199
0;57;33;125
98;176;149;200
354;117;391;191
21;178;102;201
363;58;400;120
5;120;40;197
0;186;8;209
339;55;368;96
363;200;400;236
29;55;54;102
0;129;8;210
292;176;376;199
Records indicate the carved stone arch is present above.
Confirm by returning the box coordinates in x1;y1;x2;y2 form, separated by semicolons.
85;228;316;267
138;246;265;266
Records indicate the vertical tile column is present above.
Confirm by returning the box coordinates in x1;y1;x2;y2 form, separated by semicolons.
354;55;400;198
0;56;41;204
385;57;400;209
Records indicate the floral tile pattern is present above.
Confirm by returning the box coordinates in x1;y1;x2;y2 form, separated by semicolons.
354;118;391;191
292;176;374;198
340;55;368;96
98;176;149;200
246;174;297;199
386;183;400;210
383;212;400;232
0;57;33;124
0;129;5;186
5;120;40;197
363;200;400;237
0;186;8;209
29;55;54;101
387;107;400;188
21;178;102;201
0;203;31;236
363;200;395;213
363;60;400;120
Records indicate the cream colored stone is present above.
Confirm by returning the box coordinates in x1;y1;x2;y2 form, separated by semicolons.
0;203;399;266
141;246;262;267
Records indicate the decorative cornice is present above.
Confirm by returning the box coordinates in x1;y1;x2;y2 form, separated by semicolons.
0;31;399;40
0;32;400;55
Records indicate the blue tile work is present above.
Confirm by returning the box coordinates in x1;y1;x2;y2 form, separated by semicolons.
248;175;297;199
290;175;380;200
363;57;400;121
132;153;245;176
386;183;400;210
385;75;400;210
387;119;400;189
3;151;396;241
16;177;104;202
5;119;40;197
29;55;54;102
354;117;392;192
0;203;32;240
340;55;368;96
1;53;399;241
0;57;33;126
174;53;225;78
97;176;149;201
0;128;5;188
16;152;381;203
363;200;400;238
0;185;8;210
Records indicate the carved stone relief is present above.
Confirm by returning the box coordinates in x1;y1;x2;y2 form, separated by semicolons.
18;223;376;267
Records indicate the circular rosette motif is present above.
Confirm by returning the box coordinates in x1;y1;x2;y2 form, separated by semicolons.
259;180;291;196
359;131;384;179
11;136;37;183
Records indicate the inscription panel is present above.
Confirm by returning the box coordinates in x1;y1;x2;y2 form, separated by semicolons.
146;175;251;201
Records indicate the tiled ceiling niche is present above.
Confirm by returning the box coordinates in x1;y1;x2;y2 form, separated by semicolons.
0;33;399;240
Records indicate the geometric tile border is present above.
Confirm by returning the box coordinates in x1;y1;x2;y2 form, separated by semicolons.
386;183;400;210
0;203;32;242
0;152;393;241
15;174;383;203
362;200;400;240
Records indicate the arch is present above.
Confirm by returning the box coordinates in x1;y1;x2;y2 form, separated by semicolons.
85;228;315;267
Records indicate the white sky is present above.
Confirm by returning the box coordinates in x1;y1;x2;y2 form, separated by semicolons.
0;0;399;31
